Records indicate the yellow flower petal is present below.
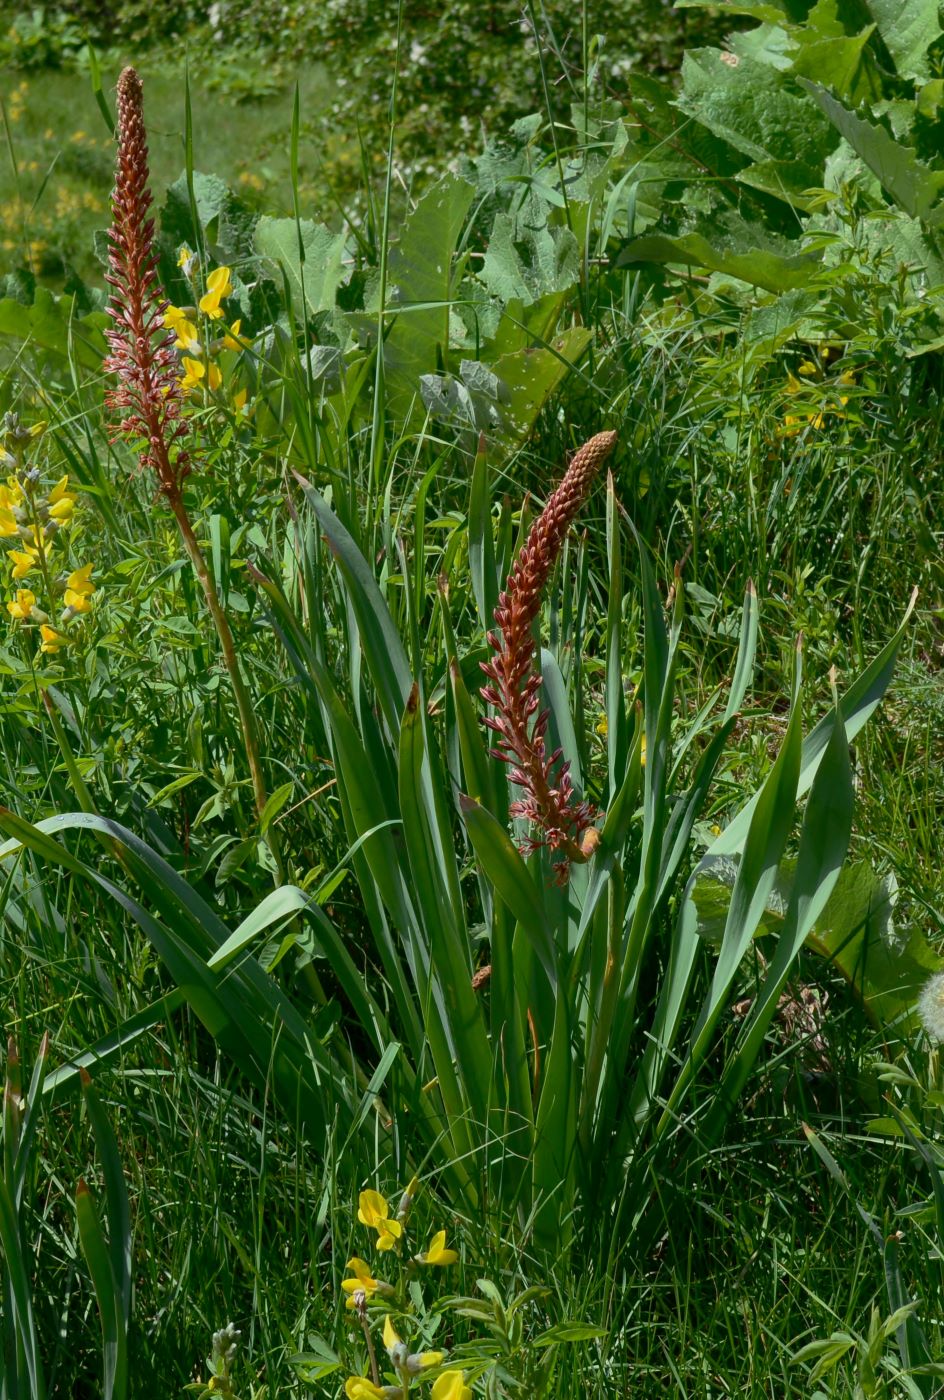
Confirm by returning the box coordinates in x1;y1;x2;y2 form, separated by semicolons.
172;318;201;352
48;496;75;522
344;1379;387;1400
48;474;71;504
0;507;18;537
358;1190;390;1229
66;564;94;596
207;362;222;392
431;1371;472;1400
422;1230;458;1266
180;356;206;391
163;305;189;334
206;265;233;298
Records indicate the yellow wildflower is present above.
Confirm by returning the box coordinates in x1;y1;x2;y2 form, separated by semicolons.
40;625;67;653
7;588;36;620
207;361;222;393
357;1190;403;1250
431;1372;472;1400
233;388;248;414
199;265;233;320
417;1229;458;1266
344;1379;387;1400
63;563;94;613
48;483;76;523
222;320;245;351
341;1256;380;1307
0;506;18;537
596;713;608;737
177;245;193;269
171;317;201;354
180;357;206;392
797;360;818;376
8;546;38;580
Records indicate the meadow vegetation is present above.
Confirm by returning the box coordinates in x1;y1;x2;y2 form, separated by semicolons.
1;1;944;1396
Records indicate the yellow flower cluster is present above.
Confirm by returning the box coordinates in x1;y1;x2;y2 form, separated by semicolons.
165;257;249;414
781;361;855;437
342;1182;470;1399
1;414;95;655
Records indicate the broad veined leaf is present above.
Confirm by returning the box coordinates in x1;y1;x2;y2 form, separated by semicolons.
489;328;592;445
677;47;835;168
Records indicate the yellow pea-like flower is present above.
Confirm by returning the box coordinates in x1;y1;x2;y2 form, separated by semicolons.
7;588;36;620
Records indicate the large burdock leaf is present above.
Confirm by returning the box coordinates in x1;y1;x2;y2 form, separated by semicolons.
617;228;823;292
480;211;580;305
379;172;476;418
0;288;108;367
800;81;944;227
490;328;592;444
254;215;349;317
861;0;943;82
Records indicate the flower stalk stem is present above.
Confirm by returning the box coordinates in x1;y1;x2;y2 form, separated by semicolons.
166;493;281;872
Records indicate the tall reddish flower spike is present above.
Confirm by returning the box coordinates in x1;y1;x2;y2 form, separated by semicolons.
480;430;618;872
103;66;189;496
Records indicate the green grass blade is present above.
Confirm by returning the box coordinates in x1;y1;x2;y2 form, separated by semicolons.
460;796;556;988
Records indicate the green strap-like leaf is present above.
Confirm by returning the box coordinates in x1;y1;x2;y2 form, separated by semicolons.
76;1179;127;1400
293;474;412;735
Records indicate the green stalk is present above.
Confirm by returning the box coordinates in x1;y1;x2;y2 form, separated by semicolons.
167;492;283;880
